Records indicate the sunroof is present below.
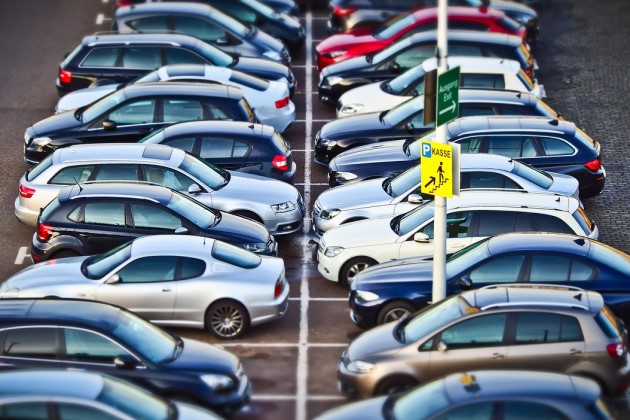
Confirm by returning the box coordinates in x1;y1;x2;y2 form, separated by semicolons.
142;145;173;160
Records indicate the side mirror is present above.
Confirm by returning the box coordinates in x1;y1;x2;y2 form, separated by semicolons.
114;355;138;370
413;232;430;243
388;61;401;73
454;275;473;290
105;274;120;285
216;37;229;45
404;122;414;134
188;184;202;194
102;120;117;131
408;194;424;205
174;226;189;235
437;340;448;353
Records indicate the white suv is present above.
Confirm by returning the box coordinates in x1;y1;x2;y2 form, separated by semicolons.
317;190;598;284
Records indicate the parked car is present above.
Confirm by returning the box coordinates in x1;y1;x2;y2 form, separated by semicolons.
338;285;628;398
26;83;257;166
317;6;527;71
317;190;596;284
139;121;296;182
314;89;558;166
336;56;544;118
56;64;295;133
329;116;605;198
319;30;535;105
116;0;300;17
3;235;289;339
0;370;222;420
29;182;277;262
0;298;252;414
326;0;538;44
318;370;613;420
313;154;581;236
114;2;291;65
55;33;296;95
351;232;630;329
17;143;304;235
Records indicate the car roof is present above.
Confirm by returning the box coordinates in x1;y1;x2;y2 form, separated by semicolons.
0;370;105;400
59;181;175;204
412;6;507;21
457;89;540;106
161;120;274;139
82;32;203;48
444;189;579;213
459;153;516;171
117;82;243;100
406;30;521;47
420;56;521;74
446;115;575;137
158;63;231;80
130;234;216;257
120;2;215;17
54;144;185;167
486;232;593;257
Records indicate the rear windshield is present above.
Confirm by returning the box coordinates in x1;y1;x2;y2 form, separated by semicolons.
239;98;257;123
595;306;625;339
575;127;597;147
40;197;61;222
230;71;269;91
517;43;534;69
212;240;262;268
590;241;630;277
534;99;560;119
61;43;83;67
516;69;536;91
135;70;161;84
375;13;415;40
511;160;553;189
572;207;595;236
500;16;524;32
27;154;54;181
271;132;290;153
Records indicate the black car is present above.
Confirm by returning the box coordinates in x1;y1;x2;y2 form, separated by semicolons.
56;33;295;95
319;30;535;105
140;120;297;183
31;182;276;262
25;82;256;165
317;89;561;168
349;232;630;330
113;2;291;65
330;116;605;198
0;298;250;415
327;0;538;44
116;0;300;16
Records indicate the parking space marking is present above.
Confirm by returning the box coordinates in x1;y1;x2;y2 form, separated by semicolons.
253;395;345;401
102;0;110;3
289;297;346;301
295;182;328;186
14;247;30;265
218;342;348;348
294;119;332;123
95;14;110;24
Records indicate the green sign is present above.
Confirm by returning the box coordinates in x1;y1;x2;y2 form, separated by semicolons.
436;66;460;126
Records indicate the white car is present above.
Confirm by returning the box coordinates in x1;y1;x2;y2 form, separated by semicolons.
337;56;545;118
317;190;598;284
55;64;296;132
313;153;582;236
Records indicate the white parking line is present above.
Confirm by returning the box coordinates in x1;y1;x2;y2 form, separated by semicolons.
294;182;328;186
294;119;331;123
95;14;111;24
289;297;347;301
217;342;348;348
253;394;345;401
14;247;30;265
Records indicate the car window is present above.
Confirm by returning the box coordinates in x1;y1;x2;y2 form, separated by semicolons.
0;402;48;420
116;256;178;283
469;254;526;284
180;257;207;279
130;203;182;231
162;136;196;153
476;211;527;236
143;165;195;191
93;164;139;182
461;73;506;90
220;1;257;23
514;312;584;344
451;21;489;31
82;48;120;67
459;105;496;117
503;401;568;420
393;45;435;70
457;136;484;153
439;314;507;348
107;99;156;125
207;103;232;120
163;98;205;123
200;137;250;159
375;13;416;39
528;213;574;234
164;47;207;65
120;47;162;69
400;22;437;39
84;202;126;226
63;328;128;364
529;255;596;283
174;16;227;44
271;132;290;153
449;44;483;56
538;136;575;156
488;135;537;158
57;403;119;420
1;327;57;359
461;171;521;190
434;402;495;420
126;16;169;32
49;165;96;185
420;211;473;239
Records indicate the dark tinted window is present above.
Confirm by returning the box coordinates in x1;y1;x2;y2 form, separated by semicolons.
82;48;120;67
529;213;574;234
207;103;232;120
449;44;483;56
120;47;162;69
50;165;96;185
459;105;496;117
503;401;568;419
108;99;156;125
538;136;575;156
487;135;537;158
457;136;483;153
440;314;507;348
393;45;435;70
41;198;62;222
143;165;195;191
164;47;207;65
93;164;139;182
173;16;226;43
476;211;519;236
180;257;207;279
63;328;126;363
469;254;525;284
163;137;196;153
461;172;521;190
595;306;624;339
271;132;290;153
83;202;126;226
461;73;505;90
435;403;494;420
58;403;119;420
0;402;48;419
163;98;205;123
515;313;583;344
200;138;250;158
2;328;56;359
573;207;595;236
451;21;489;31
116;256;178;283
126;16;168;31
420;211;473;240
130;203;181;231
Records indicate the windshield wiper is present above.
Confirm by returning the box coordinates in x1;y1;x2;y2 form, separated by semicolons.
365;52;375;63
164;336;184;363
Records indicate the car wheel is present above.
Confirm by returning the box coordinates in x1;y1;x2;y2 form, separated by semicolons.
340;257;375;288
233;210;263;224
375;375;418;396
377;301;417;325
51;250;79;259
206;300;250;340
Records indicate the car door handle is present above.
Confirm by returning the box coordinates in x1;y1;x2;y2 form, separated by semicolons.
569;348;583;355
162;287;172;292
492;352;505;359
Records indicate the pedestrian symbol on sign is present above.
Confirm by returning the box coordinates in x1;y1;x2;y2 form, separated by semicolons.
420;140;454;198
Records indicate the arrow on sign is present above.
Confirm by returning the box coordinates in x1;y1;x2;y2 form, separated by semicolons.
438;100;456;115
424;176;436;188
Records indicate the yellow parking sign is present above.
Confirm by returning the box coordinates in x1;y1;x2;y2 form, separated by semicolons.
420;141;453;198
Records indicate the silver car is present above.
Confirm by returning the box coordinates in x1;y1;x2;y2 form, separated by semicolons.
313;153;581;236
0;235;289;339
15;143;304;235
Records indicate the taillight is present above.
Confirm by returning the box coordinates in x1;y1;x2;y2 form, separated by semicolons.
333;6;356;16
607;343;625;359
275;97;290;109
274;280;283;298
272;155;289;171
37;223;54;243
585;157;602;171
117;0;131;6
19;184;36;198
59;69;72;85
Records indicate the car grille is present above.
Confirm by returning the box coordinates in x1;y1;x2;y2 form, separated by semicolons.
318;238;325;254
312;200;321;218
267;236;275;250
341;349;350;367
297;194;305;215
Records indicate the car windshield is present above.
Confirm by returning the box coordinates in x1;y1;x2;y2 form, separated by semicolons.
179;153;229;190
98;376;170;420
445;238;492;278
138;127;166;143
372;38;412;64
511;160;553;189
111;309;178;364
382;95;424;126
385;165;419;198
198;41;234;67
167;192;218;228
386;63;425;95
403;130;436;158
213;10;249;37
81;89;127;122
374;13;415;40
134;70;161;84
590;241;630;276
241;0;279;18
391;200;434;236
401;295;472;343
82;241;133;280
390;379;449;419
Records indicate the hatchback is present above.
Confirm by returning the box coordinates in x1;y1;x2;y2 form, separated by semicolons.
29;182;276;262
25;83;256;166
0;298;251;414
338;285;629;399
113;2;290;65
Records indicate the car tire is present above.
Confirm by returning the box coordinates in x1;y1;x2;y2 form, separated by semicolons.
206;300;250;340
233;210;263;224
340;257;376;288
51;250;80;259
375;375;418;396
377;301;418;326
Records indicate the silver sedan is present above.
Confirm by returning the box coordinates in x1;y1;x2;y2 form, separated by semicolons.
0;235;289;339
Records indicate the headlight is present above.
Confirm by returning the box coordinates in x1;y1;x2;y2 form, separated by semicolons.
263;51;282;61
31;137;52;147
319;209;340;219
271;201;296;213
325;50;346;59
201;374;235;391
347;360;375;374
327;76;343;86
324;246;344;257
334;172;357;181
356;290;379;302
24;132;30;144
243;242;267;252
339;104;364;114
318;137;337;147
0;288;19;298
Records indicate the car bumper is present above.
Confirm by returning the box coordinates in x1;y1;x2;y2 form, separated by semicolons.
337;353;378;399
30;233;56;263
348;295;381;330
210;374;253;416
257;101;296;133
266;206;303;236
311;214;342;238
14;198;38;227
318;82;345;106
314;141;347;166
250;283;290;327
578;167;606;199
316;249;342;283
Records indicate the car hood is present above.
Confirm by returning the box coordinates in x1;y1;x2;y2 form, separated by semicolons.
346;322;402;361
322;55;369;77
356;258;433;287
332;140;407;170
549;171;581;198
317;178;391;210
322;217;396;248
320;112;382;140
217;171;299;203
337;82;405;114
1;256;91;292
316;32;378;53
29;110;85;137
233;56;290;80
167;338;240;375
55;84;121;113
210;211;270;244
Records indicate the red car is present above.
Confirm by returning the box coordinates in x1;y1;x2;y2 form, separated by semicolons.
316;6;527;72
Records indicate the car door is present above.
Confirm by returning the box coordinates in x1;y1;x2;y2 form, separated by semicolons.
462;253;527;289
119;46;163;81
0;326;59;370
170;257;210;323
96;256;178;322
72;201;134;254
91;97;161;143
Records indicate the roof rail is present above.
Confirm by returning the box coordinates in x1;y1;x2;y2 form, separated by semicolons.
480;284;585;293
481;302;590;311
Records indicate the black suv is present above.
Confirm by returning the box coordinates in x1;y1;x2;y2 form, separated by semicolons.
0;298;251;415
25;82;256;165
140;120;297;183
56;33;295;95
31;182;276;262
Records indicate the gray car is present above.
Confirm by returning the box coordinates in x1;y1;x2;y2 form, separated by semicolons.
15;143;304;235
1;235;289;339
